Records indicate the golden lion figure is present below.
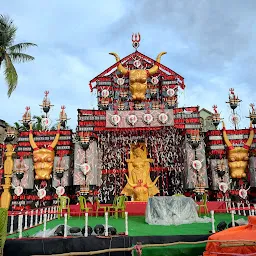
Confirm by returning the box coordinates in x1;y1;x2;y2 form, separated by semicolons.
109;52;166;101
121;143;159;201
222;122;254;179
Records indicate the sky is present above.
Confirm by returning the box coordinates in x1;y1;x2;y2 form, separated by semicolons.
1;0;256;130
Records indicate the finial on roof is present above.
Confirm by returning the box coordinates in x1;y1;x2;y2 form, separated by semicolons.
132;33;141;51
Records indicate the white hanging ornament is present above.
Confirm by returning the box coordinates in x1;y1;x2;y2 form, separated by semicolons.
41;117;52;130
101;89;110;98
239;188;248;199
192;160;202;170
127;114;138;126
166;88;175;97
37;188;46;199
143;113;153;125
56;186;65;197
158;113;169;124
110;114;121;126
219;182;228;193
14;186;24;196
151;77;159;85
116;78;125;86
80;163;91;175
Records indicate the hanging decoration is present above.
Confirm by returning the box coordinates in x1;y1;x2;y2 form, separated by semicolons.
35;185;47;199
158;113;169;124
56;186;65;197
110;114;121;126
127;114;138;126
79;163;91;176
238;187;250;199
192;160;202;170
143;113;154;125
13;184;24;196
219;182;228;193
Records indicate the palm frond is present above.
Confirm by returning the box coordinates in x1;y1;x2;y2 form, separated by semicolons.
0;15;17;48
8;42;37;53
9;52;34;63
3;53;18;97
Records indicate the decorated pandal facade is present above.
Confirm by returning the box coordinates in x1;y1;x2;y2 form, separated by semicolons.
0;34;256;210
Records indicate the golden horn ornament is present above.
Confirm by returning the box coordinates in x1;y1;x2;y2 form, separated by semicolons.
49;123;61;149
245;122;254;147
222;121;233;148
147;52;167;75
147;176;160;188
125;174;137;187
29;123;38;149
109;52;129;75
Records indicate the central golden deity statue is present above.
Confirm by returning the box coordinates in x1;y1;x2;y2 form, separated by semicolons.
121;143;159;201
109;52;166;101
222;122;254;179
29;123;60;180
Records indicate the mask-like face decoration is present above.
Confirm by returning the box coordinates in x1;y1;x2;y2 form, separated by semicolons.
109;52;166;101
29;124;60;180
223;122;254;179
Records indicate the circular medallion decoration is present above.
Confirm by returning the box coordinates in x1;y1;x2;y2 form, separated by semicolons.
239;188;247;199
110;114;121;126
219;182;228;193
101;89;110;98
151;77;159;85
56;186;65;196
14;186;23;196
143;113;153;125
116;78;125;86
158;113;169;124
133;60;141;68
166;88;175;97
127;114;138;126
80;163;91;175
37;188;46;199
192;160;202;170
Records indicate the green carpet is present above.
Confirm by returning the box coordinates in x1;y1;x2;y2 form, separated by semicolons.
8;213;246;239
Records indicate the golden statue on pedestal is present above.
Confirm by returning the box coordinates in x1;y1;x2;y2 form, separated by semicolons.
109;52;166;101
121;143;159;201
222;122;254;179
29;123;60;180
1;144;15;209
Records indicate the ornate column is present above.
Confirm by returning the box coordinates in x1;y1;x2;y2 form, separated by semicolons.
1;144;15;209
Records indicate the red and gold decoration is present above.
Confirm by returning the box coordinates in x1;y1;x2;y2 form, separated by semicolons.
222;121;254;179
121;143;159;201
29;123;60;180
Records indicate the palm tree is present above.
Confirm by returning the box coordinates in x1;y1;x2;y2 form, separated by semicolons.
0;14;37;97
32;115;43;131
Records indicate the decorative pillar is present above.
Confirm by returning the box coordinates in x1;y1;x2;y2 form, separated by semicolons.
0;144;15;209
